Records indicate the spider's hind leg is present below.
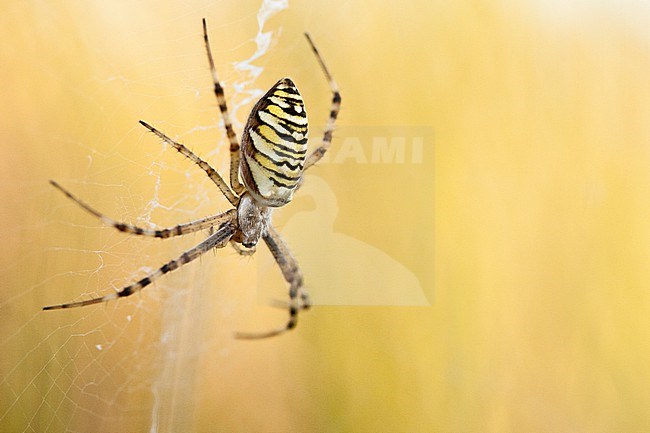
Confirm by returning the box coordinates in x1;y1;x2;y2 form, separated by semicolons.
202;19;245;195
302;33;342;171
139;120;239;207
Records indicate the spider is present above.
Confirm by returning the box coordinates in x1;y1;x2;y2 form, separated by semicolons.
43;19;341;339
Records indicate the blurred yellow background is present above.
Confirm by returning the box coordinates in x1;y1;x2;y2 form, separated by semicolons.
2;1;650;432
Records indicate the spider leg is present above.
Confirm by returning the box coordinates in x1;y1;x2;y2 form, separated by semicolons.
50;180;236;239
139;120;239;206
202;19;245;195
43;221;236;310
302;33;342;171
235;224;309;339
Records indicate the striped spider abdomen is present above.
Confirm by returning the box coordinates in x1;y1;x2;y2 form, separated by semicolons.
240;78;308;207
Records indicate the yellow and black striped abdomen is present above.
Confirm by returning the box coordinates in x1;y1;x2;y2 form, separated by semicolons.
240;78;308;207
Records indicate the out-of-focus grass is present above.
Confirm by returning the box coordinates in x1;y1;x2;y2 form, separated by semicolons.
2;1;650;432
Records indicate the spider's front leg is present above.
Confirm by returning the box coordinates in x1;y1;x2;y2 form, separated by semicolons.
43;221;236;310
235;224;310;339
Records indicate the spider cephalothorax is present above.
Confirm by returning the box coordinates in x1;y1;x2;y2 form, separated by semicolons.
235;193;272;248
43;19;341;339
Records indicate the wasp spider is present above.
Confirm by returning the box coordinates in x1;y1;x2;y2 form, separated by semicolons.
43;19;341;339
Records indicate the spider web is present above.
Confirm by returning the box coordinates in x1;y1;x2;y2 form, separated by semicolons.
0;2;294;432
2;1;435;431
